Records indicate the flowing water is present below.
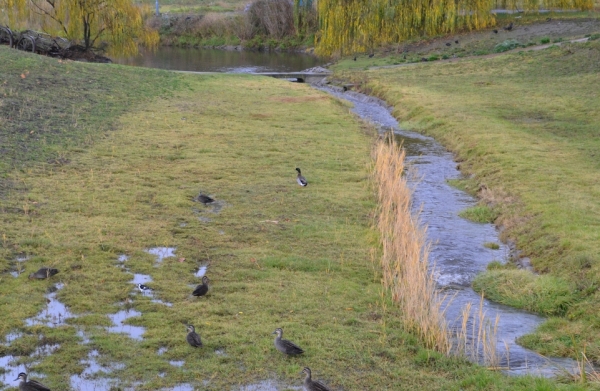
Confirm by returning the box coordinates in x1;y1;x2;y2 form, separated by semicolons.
318;85;581;377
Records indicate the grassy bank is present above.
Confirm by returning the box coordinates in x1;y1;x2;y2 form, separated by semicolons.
332;38;600;362
0;48;590;390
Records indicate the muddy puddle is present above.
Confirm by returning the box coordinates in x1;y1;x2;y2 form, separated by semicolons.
318;85;582;376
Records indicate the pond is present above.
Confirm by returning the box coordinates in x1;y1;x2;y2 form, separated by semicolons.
112;46;323;73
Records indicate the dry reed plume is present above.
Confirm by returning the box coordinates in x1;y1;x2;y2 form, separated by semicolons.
373;134;451;353
373;134;504;366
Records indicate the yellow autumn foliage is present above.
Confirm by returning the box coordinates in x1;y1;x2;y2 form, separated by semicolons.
0;0;158;55
316;0;593;56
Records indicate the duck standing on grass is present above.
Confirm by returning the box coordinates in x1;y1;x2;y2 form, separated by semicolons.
301;367;331;391
28;267;59;280
296;168;308;187
14;372;51;391
192;276;210;297
273;327;304;356
186;325;203;348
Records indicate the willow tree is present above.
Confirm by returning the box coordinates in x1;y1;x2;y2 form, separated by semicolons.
316;0;593;56
0;0;158;55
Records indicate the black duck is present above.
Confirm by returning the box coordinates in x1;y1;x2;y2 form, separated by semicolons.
14;373;51;391
186;325;203;347
192;276;210;297
273;328;304;356
296;168;308;187
302;367;331;391
28;268;59;280
196;193;215;205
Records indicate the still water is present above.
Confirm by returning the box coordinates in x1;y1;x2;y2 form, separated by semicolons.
112;46;322;73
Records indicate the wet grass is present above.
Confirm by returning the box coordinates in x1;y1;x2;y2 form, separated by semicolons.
333;36;600;362
0;47;595;390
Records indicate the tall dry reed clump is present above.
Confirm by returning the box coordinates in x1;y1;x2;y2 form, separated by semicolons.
373;135;451;353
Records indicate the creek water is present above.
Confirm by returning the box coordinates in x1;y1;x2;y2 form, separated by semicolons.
112;46;322;73
318;86;580;377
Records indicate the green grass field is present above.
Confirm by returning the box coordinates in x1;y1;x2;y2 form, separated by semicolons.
332;37;600;363
1;46;595;390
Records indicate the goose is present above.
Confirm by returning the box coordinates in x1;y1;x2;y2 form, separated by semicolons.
301;367;331;391
14;373;51;391
273;328;304;356
28;268;59;280
296;168;308;187
192;276;210;297
186;325;203;347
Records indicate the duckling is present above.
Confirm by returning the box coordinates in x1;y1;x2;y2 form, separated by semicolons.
296;168;308;187
192;276;209;297
186;325;203;348
301;367;331;391
28;268;59;280
14;373;51;391
273;328;304;356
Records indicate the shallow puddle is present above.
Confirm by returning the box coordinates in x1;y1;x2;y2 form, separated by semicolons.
169;360;185;367
106;309;145;340
130;273;172;306
0;344;58;389
237;380;302;391
146;247;177;264
25;283;74;327
195;265;208;277
70;349;125;391
164;384;195;391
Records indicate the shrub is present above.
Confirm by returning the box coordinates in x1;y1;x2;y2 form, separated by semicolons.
540;37;550;44
493;39;521;53
247;0;295;39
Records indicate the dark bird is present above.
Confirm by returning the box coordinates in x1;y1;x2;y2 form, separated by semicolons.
503;22;513;31
421;57;428;62
353;56;357;61
445;42;451;46
546;17;552;22
301;367;331;391
14;373;51;391
455;40;459;44
192;276;210;297
493;29;498;33
273;328;304;356
196;193;214;205
368;53;374;58
186;325;203;347
296;168;307;187
28;268;59;280
137;283;151;293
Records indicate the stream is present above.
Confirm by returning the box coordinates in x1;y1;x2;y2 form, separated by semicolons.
0;49;583;390
318;85;580;377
